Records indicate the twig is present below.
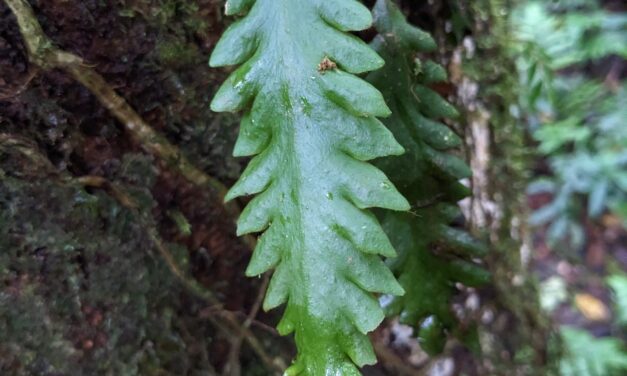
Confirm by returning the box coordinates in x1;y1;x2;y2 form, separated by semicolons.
151;230;221;302
245;273;270;328
75;175;137;208
224;273;271;376
176;318;219;375
372;337;425;376
219;316;284;375
199;307;279;337
0;133;56;171
3;0;256;250
0;68;38;100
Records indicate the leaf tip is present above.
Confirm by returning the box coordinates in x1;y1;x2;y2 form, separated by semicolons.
224;188;238;203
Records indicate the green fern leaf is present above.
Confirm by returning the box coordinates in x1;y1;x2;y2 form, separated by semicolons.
560;326;627;376
210;0;410;373
608;274;627;326
368;0;490;355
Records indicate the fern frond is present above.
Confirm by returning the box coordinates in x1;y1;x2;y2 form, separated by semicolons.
368;0;490;355
210;0;410;373
560;326;627;375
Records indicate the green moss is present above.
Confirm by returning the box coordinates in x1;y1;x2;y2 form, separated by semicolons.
156;38;200;67
0;151;216;375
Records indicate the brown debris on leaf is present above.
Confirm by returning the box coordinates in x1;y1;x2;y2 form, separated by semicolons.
317;56;337;73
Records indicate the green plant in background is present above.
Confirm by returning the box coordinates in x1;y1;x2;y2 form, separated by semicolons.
367;0;490;355
209;0;411;374
513;4;627;372
513;0;627;247
559;327;627;376
608;274;627;326
527;84;627;247
559;275;627;375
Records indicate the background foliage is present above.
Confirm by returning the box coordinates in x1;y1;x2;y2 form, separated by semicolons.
513;1;627;375
514;0;627;247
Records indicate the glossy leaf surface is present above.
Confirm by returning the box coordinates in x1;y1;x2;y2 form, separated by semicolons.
210;0;409;373
368;0;490;355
